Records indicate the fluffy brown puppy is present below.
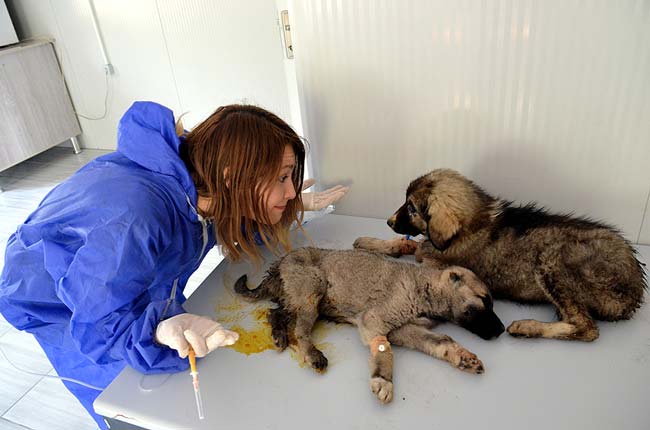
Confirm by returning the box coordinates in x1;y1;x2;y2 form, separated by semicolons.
235;247;504;403
355;169;647;342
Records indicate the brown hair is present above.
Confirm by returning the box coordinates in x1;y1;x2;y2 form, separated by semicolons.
180;105;305;262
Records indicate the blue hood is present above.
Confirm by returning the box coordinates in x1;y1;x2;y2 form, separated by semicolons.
117;101;196;202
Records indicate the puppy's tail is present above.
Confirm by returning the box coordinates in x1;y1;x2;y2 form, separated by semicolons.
234;275;270;301
234;262;283;301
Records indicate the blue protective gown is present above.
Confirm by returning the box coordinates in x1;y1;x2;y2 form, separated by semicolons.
0;102;217;429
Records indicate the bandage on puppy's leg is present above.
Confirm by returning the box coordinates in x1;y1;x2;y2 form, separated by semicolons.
399;238;418;254
367;335;394;403
370;335;391;356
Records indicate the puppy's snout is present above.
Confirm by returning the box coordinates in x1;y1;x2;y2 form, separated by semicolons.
464;310;505;340
484;312;505;339
489;318;506;339
387;217;396;229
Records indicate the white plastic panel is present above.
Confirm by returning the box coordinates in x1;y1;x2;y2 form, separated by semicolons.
62;0;183;149
156;0;291;129
639;193;650;245
0;0;18;46
291;0;650;242
7;0;291;148
7;0;184;149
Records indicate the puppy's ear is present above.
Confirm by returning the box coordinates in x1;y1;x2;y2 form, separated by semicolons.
448;271;462;283
427;201;460;250
442;268;462;285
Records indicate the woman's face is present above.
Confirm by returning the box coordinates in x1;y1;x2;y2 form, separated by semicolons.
263;145;297;224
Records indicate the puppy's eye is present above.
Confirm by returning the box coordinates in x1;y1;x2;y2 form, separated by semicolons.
449;272;461;283
407;203;417;217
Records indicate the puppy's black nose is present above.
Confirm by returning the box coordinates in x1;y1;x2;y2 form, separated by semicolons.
472;313;506;340
387;218;395;228
493;321;505;338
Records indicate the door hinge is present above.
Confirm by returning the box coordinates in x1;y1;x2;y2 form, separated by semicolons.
280;10;294;59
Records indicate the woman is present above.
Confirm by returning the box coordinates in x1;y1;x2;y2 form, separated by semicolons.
0;101;348;428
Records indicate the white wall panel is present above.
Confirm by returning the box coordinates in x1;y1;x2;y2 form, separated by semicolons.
7;0;291;149
639;192;650;244
7;0;183;149
156;0;291;129
0;0;18;46
61;0;182;149
291;0;650;242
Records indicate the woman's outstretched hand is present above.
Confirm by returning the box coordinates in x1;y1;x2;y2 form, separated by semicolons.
301;179;350;211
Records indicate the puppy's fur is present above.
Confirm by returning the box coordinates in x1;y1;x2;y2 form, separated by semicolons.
234;247;504;403
355;169;647;341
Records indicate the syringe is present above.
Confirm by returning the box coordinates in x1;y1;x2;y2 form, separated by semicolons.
188;347;205;420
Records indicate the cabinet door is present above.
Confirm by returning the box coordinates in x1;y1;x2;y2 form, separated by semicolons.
0;42;80;171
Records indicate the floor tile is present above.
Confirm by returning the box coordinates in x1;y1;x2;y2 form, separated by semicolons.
0;177;20;190
0;165;28;180
0;329;52;374
3;371;97;430
0;417;31;430
0;330;49;416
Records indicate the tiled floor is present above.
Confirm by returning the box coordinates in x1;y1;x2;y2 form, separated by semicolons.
0;147;223;429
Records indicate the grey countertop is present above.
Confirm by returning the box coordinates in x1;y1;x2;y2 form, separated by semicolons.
95;214;650;430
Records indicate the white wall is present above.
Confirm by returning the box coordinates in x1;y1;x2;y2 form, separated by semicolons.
0;0;18;46
6;1;650;243
6;0;293;149
639;195;650;244
290;0;650;243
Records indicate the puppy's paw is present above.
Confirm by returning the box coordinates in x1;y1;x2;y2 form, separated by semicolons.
354;236;410;258
370;377;394;404
455;348;484;374
271;330;289;351
353;237;387;251
352;236;372;248
507;319;539;338
269;317;290;351
306;348;328;373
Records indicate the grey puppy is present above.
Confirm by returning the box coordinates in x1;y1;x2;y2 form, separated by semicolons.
234;247;504;404
355;168;647;341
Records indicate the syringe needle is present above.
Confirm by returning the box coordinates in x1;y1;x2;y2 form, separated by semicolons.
188;347;205;420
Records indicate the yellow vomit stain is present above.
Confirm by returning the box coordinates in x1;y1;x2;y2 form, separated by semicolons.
228;321;274;355
228;307;275;355
215;272;342;364
214;283;275;355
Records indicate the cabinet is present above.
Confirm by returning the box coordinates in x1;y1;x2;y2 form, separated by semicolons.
0;39;81;173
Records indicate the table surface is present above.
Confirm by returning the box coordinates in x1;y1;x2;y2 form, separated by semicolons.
95;214;650;430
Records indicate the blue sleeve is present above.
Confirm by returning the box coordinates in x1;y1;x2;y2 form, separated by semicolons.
54;219;189;374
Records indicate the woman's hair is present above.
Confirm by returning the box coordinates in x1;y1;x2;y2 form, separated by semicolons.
179;105;305;262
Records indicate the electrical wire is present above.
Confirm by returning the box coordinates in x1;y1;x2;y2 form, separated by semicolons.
0;342;103;391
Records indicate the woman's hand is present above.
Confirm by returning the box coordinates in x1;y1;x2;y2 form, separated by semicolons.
155;313;239;358
301;178;350;211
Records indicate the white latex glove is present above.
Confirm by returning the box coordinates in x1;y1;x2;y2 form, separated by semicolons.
301;178;350;211
155;313;239;358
